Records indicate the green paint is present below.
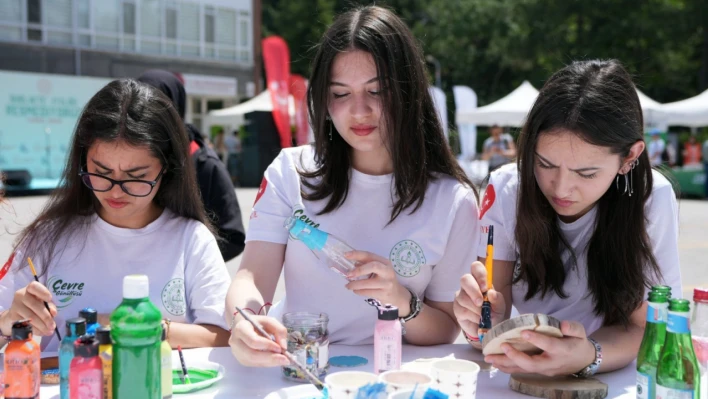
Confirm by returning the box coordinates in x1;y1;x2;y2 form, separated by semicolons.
171;368;222;394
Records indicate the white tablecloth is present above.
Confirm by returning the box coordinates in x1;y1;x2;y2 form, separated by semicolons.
39;344;637;398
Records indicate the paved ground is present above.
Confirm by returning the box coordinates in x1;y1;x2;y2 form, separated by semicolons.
2;189;707;343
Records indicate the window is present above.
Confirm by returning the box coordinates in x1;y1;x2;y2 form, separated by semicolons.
27;0;41;24
77;0;90;28
240;18;249;47
179;3;199;41
94;0;119;33
216;10;235;45
0;0;22;22
45;0;72;28
205;14;214;43
166;8;177;39
123;2;136;34
140;0;160;37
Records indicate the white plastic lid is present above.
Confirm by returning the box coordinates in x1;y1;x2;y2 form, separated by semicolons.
123;275;150;299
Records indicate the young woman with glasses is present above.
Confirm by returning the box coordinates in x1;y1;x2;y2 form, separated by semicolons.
0;79;231;350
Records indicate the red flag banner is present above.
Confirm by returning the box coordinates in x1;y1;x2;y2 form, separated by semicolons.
262;36;292;149
289;74;309;146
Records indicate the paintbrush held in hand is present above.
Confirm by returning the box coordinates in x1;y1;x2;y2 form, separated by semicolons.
478;226;494;342
27;257;62;342
234;306;326;391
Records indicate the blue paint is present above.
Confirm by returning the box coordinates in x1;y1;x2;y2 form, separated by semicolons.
329;355;368;367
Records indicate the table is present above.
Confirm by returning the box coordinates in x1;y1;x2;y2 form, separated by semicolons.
39;344;637;398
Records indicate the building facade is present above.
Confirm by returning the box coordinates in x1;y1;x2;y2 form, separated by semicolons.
0;0;256;131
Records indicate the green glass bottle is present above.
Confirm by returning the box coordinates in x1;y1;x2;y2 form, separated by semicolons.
653;285;672;298
656;298;700;398
110;275;163;399
637;290;670;399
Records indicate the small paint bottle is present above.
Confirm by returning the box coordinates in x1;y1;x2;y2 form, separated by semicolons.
70;334;104;399
60;317;87;399
80;307;101;335
373;305;402;374
97;326;113;399
4;319;41;399
161;325;173;399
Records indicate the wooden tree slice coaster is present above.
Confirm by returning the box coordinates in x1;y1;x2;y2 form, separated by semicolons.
482;313;563;356
509;374;608;399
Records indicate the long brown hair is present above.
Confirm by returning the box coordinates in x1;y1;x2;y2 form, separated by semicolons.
14;79;214;276
301;5;476;222
515;60;663;327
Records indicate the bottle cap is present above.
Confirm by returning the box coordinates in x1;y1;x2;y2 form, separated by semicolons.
377;304;399;321
79;308;98;325
694;288;708;303
96;326;111;345
74;335;99;358
11;319;33;340
123;275;150;299
66;317;87;337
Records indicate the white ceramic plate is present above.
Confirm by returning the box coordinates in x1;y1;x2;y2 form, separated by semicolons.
264;384;323;399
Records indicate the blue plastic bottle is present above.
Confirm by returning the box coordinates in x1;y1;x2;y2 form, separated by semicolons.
60;317;87;399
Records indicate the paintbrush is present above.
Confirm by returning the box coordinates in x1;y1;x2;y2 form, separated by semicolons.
234;306;326;391
177;345;191;384
478;226;494;342
26;257;62;342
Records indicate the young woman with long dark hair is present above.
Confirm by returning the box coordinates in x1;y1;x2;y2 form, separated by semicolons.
0;79;231;350
227;5;479;367
454;60;681;377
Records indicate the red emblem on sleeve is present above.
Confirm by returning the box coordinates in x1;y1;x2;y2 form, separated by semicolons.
479;184;496;220
0;252;15;282
254;177;268;206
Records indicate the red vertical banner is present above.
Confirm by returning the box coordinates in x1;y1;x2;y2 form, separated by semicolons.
262;36;292;149
289;74;309;146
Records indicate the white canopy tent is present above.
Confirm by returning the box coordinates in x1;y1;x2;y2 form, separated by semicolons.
661;89;708;127
455;81;539;127
204;89;296;128
636;89;670;128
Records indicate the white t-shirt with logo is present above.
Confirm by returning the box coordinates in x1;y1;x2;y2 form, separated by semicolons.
248;145;480;345
0;209;231;351
477;164;682;335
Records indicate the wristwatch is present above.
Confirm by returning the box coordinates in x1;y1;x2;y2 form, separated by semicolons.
572;337;603;378
401;287;423;323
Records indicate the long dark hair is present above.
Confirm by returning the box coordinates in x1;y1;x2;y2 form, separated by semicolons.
14;79;213;276
515;60;663;327
301;5;476;222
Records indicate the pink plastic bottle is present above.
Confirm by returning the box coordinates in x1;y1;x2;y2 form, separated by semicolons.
374;304;402;374
70;335;104;399
692;288;708;399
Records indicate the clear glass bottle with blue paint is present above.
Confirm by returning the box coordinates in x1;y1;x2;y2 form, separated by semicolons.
60;317;87;399
284;217;363;280
80;307;100;335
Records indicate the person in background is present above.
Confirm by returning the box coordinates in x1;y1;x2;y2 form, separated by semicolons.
138;70;246;261
481;124;516;174
224;130;242;186
214;128;228;163
647;129;666;167
682;135;702;167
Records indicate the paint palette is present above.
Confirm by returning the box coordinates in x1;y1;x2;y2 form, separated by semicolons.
172;360;225;394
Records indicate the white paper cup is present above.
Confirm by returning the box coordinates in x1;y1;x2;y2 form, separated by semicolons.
379;370;432;393
325;371;379;399
429;359;480;399
387;388;427;399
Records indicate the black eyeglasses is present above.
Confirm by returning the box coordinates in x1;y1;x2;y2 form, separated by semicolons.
79;167;165;197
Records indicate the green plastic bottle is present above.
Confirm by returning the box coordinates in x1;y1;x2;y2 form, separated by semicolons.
656;298;700;398
636;290;669;399
110;275;163;399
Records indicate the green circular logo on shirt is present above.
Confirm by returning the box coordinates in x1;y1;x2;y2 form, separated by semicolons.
161;278;186;316
390;240;426;277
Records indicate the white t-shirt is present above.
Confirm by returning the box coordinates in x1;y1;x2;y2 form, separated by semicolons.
0;209;231;351
248;145;480;345
477;164;682;335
